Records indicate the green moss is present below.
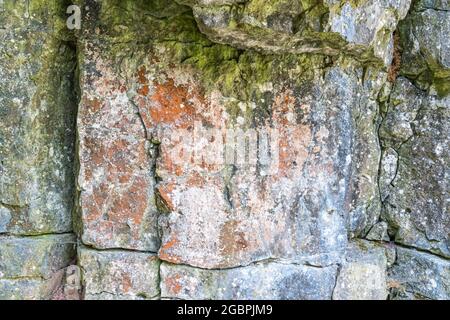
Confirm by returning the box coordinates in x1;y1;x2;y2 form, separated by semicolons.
330;0;370;15
164;37;326;101
432;76;450;97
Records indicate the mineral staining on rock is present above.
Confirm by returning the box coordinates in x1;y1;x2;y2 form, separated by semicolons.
0;0;78;300
75;0;384;274
0;0;449;300
77;42;160;252
153;64;383;269
0;234;76;300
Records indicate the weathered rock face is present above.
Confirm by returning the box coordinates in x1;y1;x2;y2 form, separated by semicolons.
0;234;76;279
76;0;382;274
380;77;449;258
178;0;411;65
0;0;449;300
0;0;77;300
377;0;450;300
153;64;383;269
77;40;160;252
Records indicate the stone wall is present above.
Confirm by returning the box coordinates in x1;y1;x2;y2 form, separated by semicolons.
0;0;448;300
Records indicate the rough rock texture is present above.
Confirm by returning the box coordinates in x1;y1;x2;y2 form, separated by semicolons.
77;38;160;252
377;0;450;300
78;247;160;300
0;0;77;235
154;64;383;269
0;279;52;300
161;261;338;300
74;0;383;274
0;234;76;299
398;0;450;96
0;234;76;279
0;0;449;300
333;240;391;300
389;247;450;300
179;0;411;65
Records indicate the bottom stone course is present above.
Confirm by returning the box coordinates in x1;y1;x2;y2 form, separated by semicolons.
160;261;338;300
78;247;161;300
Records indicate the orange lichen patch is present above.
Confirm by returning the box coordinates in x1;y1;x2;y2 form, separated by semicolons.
276;141;309;176
272;91;296;126
121;274;133;293
157;143;186;178
108;177;148;225
84;97;103;113
82;184;108;223
199;158;222;172
85;220;115;242
136;66;150;96
81;126;151;239
159;237;182;264
137;66;148;85
219;220;249;258
148;79;197;125
82;138;104;166
138;85;150;96
164;274;183;295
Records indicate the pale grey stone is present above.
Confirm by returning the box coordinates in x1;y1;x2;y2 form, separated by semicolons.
180;0;411;64
379;147;398;201
0;279;47;300
161;261;338;300
0;207;11;233
367;222;391;242
333;240;389;300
